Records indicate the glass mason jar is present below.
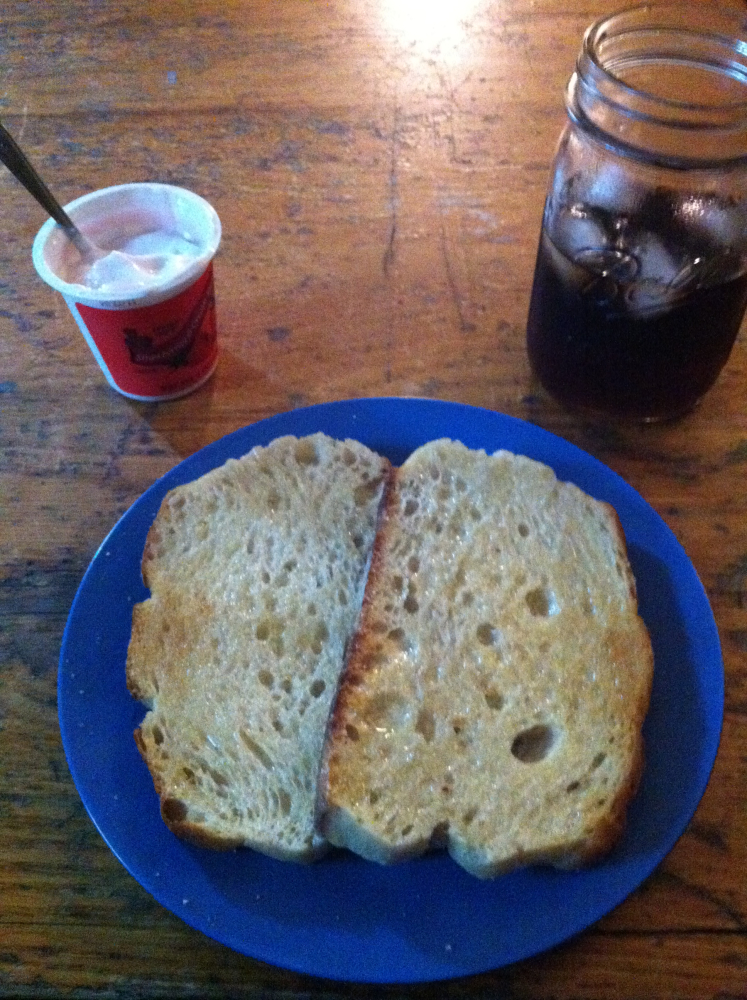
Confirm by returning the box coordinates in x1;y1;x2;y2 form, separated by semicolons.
526;4;747;422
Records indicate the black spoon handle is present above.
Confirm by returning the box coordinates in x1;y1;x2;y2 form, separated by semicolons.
0;120;93;257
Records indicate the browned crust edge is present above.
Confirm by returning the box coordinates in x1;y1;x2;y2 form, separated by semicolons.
316;464;398;827
132;727;244;851
140;489;177;589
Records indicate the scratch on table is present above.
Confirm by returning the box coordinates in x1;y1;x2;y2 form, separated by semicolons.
382;103;400;277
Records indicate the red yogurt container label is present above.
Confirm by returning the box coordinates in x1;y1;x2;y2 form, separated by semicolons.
73;263;217;400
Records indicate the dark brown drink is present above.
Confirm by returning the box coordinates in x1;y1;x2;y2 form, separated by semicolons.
526;230;747;422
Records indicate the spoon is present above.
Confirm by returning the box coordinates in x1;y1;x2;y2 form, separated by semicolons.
0;119;104;262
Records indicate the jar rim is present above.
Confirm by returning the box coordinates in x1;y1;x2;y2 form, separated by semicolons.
569;2;747;167
585;3;747;110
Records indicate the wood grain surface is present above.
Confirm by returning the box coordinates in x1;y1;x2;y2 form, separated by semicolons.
1;1;746;997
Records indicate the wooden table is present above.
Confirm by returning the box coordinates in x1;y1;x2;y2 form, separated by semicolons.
2;1;745;996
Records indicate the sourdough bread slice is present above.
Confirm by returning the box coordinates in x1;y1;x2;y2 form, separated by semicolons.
317;439;654;877
127;433;391;860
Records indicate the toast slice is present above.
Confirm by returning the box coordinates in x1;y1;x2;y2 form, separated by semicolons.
317;439;654;877
126;433;391;860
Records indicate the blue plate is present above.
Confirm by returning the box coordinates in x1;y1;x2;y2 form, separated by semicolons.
58;398;723;983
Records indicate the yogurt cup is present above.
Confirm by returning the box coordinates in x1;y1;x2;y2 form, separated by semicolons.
32;182;222;401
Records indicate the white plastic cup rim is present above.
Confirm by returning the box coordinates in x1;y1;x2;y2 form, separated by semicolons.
32;181;222;309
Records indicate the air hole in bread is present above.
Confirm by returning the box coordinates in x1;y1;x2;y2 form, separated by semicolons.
309;678;326;698
278;789;292;816
462;590;474;606
429;465;440;480
342;446;356;466
311;621;329;655
452;717;466;735
511;724;557;763
432;820;449;846
261;570;271;584
258;669;274;688
463;806;478;824
162;798;188;823
182;766;195;782
209;767;229;787
352;533;365;550
476;623;498;646
272;718;284;733
566;780;580;793
152;725;164;745
369;789;380;805
257;617;285;656
525;586;558;617
403;499;418;516
438;486;451;501
294;439;319;465
401;823;414;837
281;677;292;694
307;602;317;615
345;723;360;741
518;522;530;538
591;752;607;770
338;589;348;606
355;477;383;507
408;555;420;573
239;730;274;770
415;708;435;742
403;586;419;613
469;506;482;521
387;627;410;652
449;514;466;540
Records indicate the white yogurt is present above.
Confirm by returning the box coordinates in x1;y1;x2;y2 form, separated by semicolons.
61;230;205;294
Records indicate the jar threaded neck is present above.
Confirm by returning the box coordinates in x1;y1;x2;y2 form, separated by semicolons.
567;3;747;168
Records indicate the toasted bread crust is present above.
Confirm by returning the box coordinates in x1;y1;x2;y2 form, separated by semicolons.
317;469;399;813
